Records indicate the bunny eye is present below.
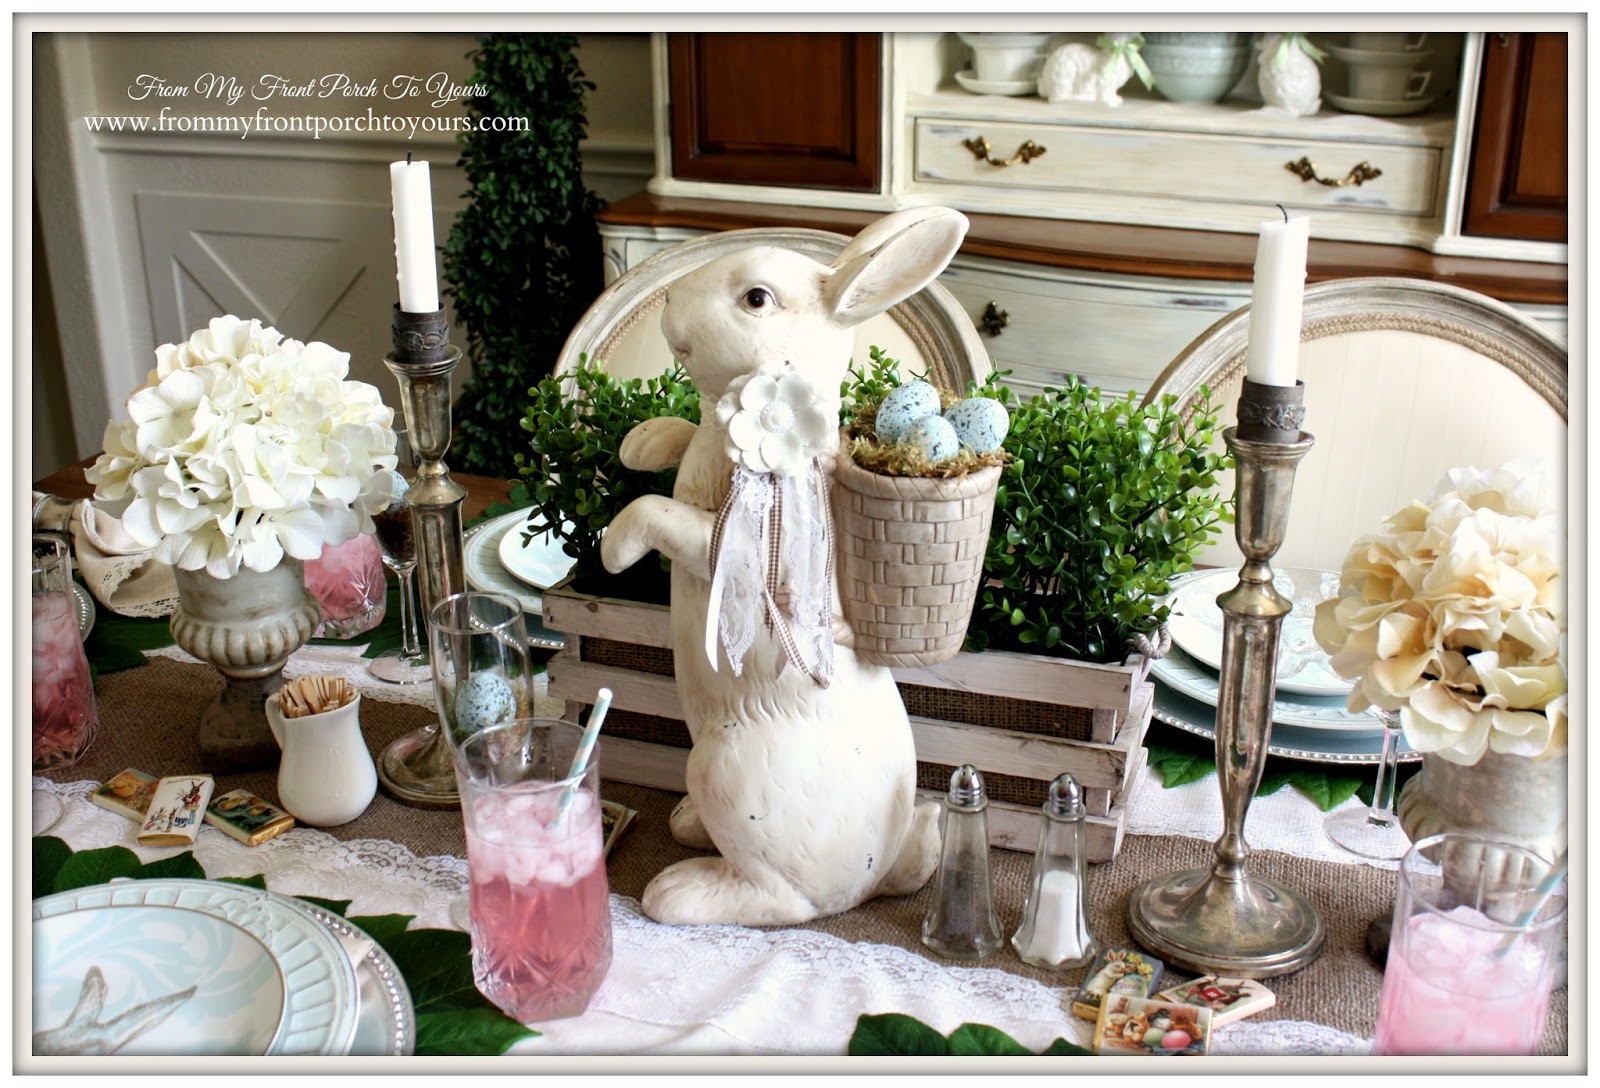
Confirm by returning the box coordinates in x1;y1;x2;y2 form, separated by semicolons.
741;287;777;314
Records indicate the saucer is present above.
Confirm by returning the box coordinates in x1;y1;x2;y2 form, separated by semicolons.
954;70;1037;97
1325;91;1438;117
1326;43;1435;67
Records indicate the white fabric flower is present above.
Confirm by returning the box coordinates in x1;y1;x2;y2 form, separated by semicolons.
1314;459;1566;765
89;315;397;578
716;367;835;477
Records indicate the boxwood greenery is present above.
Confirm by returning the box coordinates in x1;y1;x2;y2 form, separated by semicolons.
518;350;1227;663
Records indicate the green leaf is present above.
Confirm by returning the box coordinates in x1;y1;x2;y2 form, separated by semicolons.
1255;768;1295;798
347;913;416;945
1039;1037;1093;1056
1145;740;1216;789
296;895;353;917
52;845;142;892
947;1023;1033;1056
82;609;174;673
413;1008;539;1056
848;1013;950;1056
133;852;207;882
1288;768;1367;812
33;836;71;899
380;928;492;1013
218;873;269;890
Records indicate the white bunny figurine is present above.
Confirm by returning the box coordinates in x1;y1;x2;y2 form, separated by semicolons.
1038;33;1143;107
1258;32;1322;118
600;207;969;927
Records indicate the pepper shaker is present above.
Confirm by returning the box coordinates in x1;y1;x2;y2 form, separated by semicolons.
1011;772;1100;970
921;764;1004;960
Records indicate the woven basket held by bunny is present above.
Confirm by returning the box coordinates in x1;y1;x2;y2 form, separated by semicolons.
832;452;1002;668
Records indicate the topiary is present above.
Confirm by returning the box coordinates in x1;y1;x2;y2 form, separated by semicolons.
442;32;605;478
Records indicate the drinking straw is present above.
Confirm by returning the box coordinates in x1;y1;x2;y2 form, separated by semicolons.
1495;850;1568;958
548;687;612;829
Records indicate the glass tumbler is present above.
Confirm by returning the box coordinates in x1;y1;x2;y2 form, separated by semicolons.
455;717;613;1023
427;591;536;750
31;533;99;769
1374;833;1566;1055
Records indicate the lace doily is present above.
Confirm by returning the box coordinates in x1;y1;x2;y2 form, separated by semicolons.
34;777;1372;1057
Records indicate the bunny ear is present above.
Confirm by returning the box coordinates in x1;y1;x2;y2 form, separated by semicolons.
825;207;968;327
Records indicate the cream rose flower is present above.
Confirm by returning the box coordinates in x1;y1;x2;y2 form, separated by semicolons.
716;367;835;477
1313;460;1565;765
91;315;397;578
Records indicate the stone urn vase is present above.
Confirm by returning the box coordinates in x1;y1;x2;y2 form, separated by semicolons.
170;559;321;772
1397;749;1568;862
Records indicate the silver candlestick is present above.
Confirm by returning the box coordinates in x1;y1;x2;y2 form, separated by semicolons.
377;305;469;808
1126;379;1327;978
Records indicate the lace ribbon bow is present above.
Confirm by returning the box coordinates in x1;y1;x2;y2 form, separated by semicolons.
704;367;837;688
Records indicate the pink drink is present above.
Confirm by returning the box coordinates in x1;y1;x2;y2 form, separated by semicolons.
1375;904;1553;1055
466;785;612;1023
32;591;98;769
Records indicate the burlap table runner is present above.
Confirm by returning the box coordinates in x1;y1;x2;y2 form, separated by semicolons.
41;655;1568;1055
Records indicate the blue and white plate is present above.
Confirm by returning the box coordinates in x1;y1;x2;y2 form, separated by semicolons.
1163;567;1353;698
33;879;361;1056
1152;680;1419;766
1150;645;1378;733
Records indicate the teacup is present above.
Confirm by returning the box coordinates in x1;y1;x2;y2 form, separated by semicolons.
1350;31;1428;52
958;32;1051;84
1349;63;1432;102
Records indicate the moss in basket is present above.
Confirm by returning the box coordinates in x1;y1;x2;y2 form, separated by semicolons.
843;347;1010;479
516;355;700;605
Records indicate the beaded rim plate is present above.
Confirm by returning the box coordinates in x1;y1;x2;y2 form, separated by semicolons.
33;878;362;1055
72;581;93;641
1152;678;1420;766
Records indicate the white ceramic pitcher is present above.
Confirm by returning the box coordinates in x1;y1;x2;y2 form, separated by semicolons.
265;689;378;826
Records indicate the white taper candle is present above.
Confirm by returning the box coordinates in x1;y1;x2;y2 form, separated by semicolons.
1244;211;1311;387
390;157;440;314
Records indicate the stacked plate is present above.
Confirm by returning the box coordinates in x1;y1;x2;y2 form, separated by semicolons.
32;878;414;1056
462;510;572;649
1149;567;1419;765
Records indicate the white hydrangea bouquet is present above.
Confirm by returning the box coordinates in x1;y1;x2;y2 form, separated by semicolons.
1312;460;1565;766
87;315;398;579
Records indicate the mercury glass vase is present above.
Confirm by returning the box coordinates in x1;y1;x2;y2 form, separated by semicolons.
169;559;321;772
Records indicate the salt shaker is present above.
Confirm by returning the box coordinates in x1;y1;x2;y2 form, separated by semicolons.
921;764;1004;960
1011;772;1100;970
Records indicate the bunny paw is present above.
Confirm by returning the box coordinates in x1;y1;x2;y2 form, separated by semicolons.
641;857;815;927
669;795;717;851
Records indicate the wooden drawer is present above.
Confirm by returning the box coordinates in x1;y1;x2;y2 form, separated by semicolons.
914;117;1443;218
938;258;1245;399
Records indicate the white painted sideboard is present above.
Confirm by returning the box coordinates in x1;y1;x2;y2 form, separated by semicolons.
602;30;1566;400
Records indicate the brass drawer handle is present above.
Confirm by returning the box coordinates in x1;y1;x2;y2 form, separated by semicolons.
964;136;1047;168
979;301;1010;337
1285;156;1383;187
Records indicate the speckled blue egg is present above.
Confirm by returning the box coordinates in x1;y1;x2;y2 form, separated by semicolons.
903;414;961;462
875;380;943;443
944;397;1011;454
453;671;517;733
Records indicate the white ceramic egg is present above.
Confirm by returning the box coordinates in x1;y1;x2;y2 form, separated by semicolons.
874;380;943;443
453;670;518;734
944;397;1011;454
904;414;961;462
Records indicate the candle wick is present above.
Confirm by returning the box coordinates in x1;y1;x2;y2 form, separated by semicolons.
1276;203;1288;222
406;149;414;165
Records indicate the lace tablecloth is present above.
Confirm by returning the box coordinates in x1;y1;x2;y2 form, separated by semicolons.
31;641;1386;1056
33;775;1370;1057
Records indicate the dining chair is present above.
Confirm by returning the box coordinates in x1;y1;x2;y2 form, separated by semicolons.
1143;277;1568;571
551;226;991;394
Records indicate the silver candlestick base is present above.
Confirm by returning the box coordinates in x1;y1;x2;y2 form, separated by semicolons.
377;305;469;809
1127;380;1327;978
